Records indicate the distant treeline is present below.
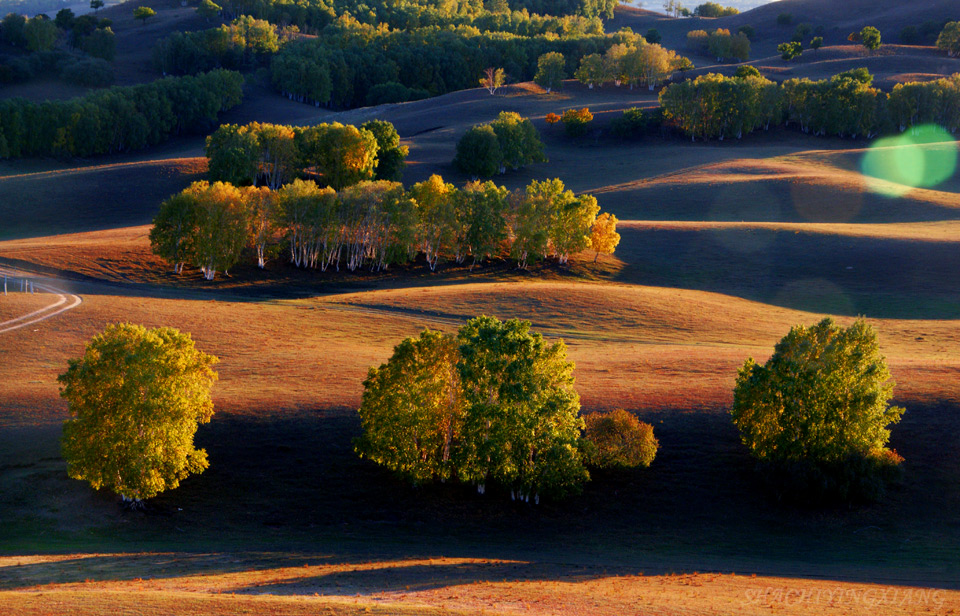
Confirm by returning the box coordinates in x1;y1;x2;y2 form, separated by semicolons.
659;69;960;141
0;70;243;159
150;175;617;279
214;0;616;32
271;19;619;108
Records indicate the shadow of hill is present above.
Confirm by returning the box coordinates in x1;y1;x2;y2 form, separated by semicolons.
612;225;960;319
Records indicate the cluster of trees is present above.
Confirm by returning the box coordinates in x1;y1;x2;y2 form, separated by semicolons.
686;27;749;61
899;18;951;46
270;18;620;108
152;16;279;75
0;11;116;84
692;2;737;17
59;324;218;507
732;318;904;503
848;26;882;51
150;174;619;278
205;120;407;190
0;69;243;159
660;69;960;141
357;318;657;502
937;21;960;56
454;112;546;178
574;41;692;90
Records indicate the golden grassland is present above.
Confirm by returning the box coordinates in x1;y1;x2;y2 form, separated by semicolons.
2;50;960;613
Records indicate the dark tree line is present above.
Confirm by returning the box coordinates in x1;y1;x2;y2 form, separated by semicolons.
152;16;279;76
271;18;616;108
660;69;960;141
0;69;244;159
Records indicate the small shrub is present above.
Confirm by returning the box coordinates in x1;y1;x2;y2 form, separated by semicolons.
610;106;658;139
734;65;761;79
560;107;593;137
582;409;658;469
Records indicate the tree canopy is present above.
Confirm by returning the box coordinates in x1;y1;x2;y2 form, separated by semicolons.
59;324;218;504
455;112;545;177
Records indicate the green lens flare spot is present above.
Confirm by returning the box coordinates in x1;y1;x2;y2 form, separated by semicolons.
861;125;958;197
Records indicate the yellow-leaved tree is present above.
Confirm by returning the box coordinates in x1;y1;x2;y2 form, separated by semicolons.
59;324;218;508
589;212;620;262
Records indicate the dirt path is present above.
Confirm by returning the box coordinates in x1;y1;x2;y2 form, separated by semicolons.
0;268;82;334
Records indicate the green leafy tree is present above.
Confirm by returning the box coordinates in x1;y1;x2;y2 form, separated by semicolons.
361;119;408;181
59;323;218;507
936;21;960;57
458;180;509;268
197;0;221;20
810;36;823;53
297;122;379;189
23;16;58;52
243;185;280;268
550;188;599;264
83;27;116;61
191;181;250;279
150;189;199;274
411;174;459;270
582;409;658;469
454;124;502;178
858;26;881;51
534;51;566;93
776;12;792;26
355;330;463;485
778;41;802;60
134;6;156;24
205;123;260;186
731;318;905;502
645;28;661;44
456;316;588;501
55;8;76;30
574;53;605;88
490;111;546;173
1;13;27;47
735;65;761;79
90;0;104;12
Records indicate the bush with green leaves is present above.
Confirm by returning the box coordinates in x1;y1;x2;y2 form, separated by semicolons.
778;41;802;60
610;107;658;139
454;112;545;177
59;323;218;507
357;316;589;502
731;318;905;503
937;21;960;57
582;409;658;469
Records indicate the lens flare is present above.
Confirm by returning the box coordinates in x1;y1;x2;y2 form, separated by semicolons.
861;125;959;197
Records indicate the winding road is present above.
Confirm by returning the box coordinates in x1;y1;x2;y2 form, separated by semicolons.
0;268;82;334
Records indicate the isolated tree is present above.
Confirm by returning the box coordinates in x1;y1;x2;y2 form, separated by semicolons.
858;26;881;51
454;124;501;178
197;0;221;20
355;330;463;485
456;316;588;501
589;211;620;261
479;67;506;94
735;65;761;79
559;107;593;137
134;6;156;25
59;323;218;507
360;119;408;182
534;51;566;93
778;41;802;61
936;21;960;57
810;36;823;53
731;318;905;501
645;28;661;44
582;409;658;469
90;0;104;13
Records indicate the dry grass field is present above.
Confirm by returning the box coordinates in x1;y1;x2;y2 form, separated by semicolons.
1;1;960;613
